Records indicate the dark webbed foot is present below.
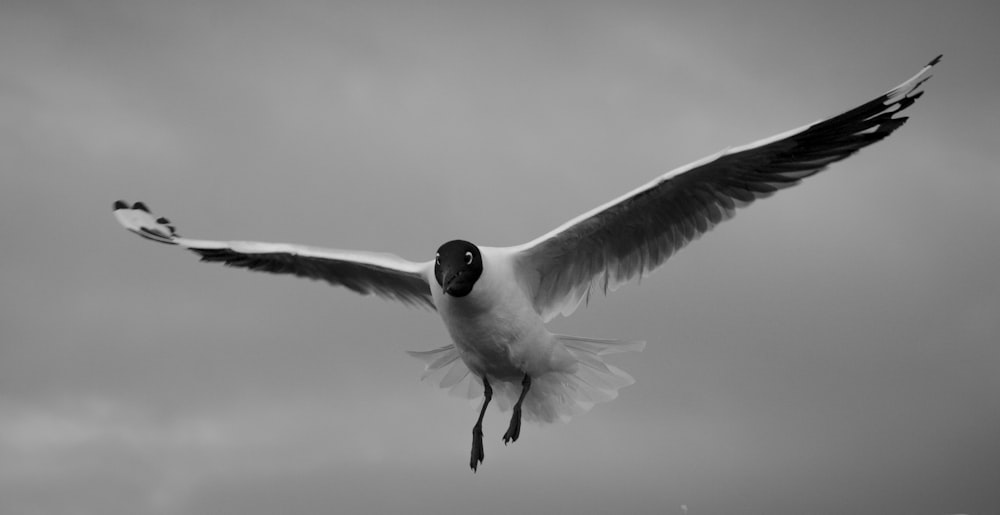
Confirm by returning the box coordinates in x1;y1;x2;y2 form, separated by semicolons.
502;374;531;445
471;424;485;471
502;406;521;444
470;377;492;472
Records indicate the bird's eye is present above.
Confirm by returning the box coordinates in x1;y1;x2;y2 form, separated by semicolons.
435;253;440;265
464;251;474;265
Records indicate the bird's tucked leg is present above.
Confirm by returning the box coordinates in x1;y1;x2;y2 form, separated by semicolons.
503;373;531;445
470;376;492;472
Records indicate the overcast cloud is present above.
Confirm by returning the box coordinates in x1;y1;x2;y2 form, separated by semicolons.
1;1;998;514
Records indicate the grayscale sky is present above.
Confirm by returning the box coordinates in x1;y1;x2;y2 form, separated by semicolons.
2;1;998;514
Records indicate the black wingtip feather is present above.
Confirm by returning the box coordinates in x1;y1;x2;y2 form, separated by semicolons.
928;54;942;67
132;202;150;213
113;200;129;211
906;92;925;107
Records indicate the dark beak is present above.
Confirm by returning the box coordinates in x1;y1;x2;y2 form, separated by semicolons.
442;270;460;295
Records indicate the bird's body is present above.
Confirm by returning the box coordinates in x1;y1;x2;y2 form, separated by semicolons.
433;247;567;380
112;55;940;471
419;243;639;428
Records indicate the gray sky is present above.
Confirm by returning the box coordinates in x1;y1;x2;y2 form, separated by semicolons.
2;1;998;514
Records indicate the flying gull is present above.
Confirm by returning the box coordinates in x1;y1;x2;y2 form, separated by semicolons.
113;55;940;471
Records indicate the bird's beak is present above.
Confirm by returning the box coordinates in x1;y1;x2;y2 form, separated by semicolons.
442;271;460;295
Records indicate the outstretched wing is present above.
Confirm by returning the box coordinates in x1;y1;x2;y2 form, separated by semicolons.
113;201;435;309
511;55;941;322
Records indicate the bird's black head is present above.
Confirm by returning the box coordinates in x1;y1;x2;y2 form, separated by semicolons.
434;240;483;297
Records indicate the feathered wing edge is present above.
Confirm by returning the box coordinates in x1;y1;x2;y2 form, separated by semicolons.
510;55;941;322
408;335;645;423
112;200;436;309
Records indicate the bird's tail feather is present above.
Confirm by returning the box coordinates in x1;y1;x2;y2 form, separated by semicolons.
406;345;478;399
407;335;644;424
498;334;644;423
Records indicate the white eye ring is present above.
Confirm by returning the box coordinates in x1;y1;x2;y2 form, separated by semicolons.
464;251;474;265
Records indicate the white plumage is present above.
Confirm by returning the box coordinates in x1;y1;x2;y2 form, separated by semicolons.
113;55;939;471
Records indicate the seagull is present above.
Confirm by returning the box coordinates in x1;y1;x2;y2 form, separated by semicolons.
113;55;939;471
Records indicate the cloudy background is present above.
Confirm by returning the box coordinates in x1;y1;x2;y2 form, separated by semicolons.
2;1;998;514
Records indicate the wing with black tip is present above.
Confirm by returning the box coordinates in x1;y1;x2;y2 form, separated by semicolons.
112;201;436;309
510;55;940;321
